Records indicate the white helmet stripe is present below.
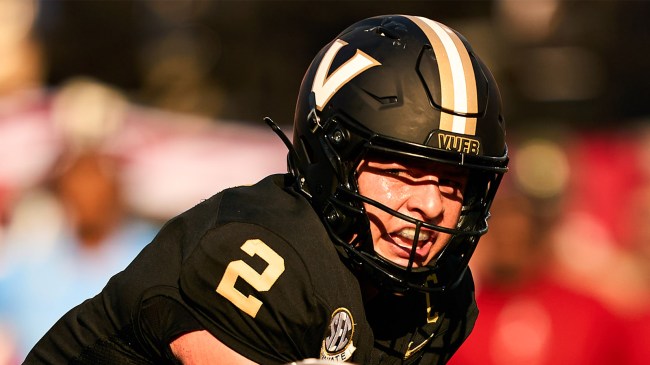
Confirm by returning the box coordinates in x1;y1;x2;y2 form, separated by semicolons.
408;16;478;136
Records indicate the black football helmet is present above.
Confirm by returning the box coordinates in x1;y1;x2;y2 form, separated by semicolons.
276;15;508;294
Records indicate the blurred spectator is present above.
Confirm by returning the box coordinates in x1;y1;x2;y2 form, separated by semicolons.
547;130;650;317
0;151;159;362
0;79;160;362
617;128;650;365
449;139;627;365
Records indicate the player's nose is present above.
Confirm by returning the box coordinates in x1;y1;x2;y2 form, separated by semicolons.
405;179;444;221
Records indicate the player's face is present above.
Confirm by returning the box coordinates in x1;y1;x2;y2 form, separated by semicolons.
356;154;468;268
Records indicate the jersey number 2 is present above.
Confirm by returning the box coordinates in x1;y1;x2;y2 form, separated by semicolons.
216;239;285;318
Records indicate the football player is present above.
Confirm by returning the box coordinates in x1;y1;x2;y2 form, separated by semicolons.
25;14;508;365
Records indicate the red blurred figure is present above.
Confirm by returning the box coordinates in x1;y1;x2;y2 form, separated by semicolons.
450;175;626;365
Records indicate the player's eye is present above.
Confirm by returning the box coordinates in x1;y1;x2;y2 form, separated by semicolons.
438;177;467;196
439;178;464;189
384;168;406;176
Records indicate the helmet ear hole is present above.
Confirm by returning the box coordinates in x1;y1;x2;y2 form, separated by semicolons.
327;127;349;147
324;192;367;240
324;204;351;238
325;205;342;225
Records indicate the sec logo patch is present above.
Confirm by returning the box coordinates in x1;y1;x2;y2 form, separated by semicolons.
320;307;356;361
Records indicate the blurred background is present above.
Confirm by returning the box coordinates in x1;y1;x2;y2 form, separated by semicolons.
1;1;649;364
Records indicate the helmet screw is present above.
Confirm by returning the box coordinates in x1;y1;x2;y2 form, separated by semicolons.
326;210;339;223
331;129;345;145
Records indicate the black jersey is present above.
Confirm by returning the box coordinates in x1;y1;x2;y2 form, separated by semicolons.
25;174;477;365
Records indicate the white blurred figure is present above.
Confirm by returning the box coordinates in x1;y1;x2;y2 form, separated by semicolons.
0;78;160;361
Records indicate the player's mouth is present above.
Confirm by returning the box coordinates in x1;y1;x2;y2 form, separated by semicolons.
390;227;434;262
396;227;431;243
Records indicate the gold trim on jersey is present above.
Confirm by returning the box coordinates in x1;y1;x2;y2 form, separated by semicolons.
404;274;441;360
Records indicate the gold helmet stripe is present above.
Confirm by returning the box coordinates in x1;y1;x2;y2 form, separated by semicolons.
408;16;479;136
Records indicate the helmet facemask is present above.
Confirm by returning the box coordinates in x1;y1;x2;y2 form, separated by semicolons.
294;116;505;293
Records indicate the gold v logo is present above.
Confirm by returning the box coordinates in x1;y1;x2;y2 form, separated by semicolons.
311;39;381;111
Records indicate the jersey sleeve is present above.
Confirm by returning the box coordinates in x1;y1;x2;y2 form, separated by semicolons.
178;222;329;364
137;294;204;362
